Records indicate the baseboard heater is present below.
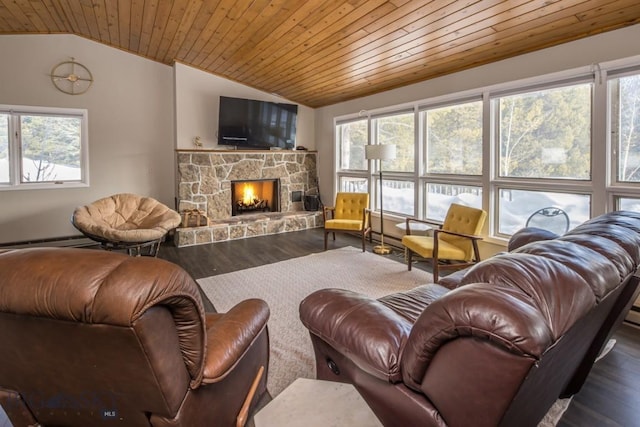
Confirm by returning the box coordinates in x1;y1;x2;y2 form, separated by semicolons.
0;235;96;250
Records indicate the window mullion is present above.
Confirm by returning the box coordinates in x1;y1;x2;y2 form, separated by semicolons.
10;114;20;185
592;68;609;217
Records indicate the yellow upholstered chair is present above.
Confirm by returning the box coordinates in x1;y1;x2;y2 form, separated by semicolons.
324;192;372;252
402;203;487;282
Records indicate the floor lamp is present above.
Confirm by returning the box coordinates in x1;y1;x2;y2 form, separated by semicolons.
365;143;396;255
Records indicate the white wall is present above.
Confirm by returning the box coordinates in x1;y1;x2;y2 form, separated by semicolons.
314;24;640;252
174;62;314;150
0;35;174;244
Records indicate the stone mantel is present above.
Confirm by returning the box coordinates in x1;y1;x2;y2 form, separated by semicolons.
176;149;318;153
175;149;322;247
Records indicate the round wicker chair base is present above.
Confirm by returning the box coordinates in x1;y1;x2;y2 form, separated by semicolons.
99;239;163;257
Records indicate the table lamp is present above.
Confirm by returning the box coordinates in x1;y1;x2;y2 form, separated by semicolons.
365;143;397;255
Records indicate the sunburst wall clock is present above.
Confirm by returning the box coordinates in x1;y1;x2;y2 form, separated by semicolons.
50;58;93;95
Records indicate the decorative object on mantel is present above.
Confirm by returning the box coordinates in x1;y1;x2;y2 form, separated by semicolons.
50;57;93;95
180;208;209;228
193;136;203;148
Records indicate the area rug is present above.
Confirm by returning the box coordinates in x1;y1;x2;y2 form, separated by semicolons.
197;246;616;426
198;246;433;396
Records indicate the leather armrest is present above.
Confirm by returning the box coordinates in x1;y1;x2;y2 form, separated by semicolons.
201;299;269;384
299;288;412;382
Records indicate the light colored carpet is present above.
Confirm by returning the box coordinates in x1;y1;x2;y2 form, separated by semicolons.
199;246;434;396
198;246;616;426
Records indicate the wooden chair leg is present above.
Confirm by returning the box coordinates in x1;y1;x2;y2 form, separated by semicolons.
361;230;366;252
332;232;336;241
407;250;412;271
433;258;439;282
324;231;328;250
236;365;265;427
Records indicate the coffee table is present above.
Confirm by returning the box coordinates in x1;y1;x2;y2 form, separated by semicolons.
253;378;382;427
395;221;434;233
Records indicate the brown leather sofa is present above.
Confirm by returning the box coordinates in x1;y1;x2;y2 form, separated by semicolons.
300;211;640;427
0;248;270;427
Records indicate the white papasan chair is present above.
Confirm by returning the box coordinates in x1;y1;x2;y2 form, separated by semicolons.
72;193;182;256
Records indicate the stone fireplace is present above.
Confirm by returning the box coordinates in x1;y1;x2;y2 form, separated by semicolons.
175;150;323;247
231;178;280;216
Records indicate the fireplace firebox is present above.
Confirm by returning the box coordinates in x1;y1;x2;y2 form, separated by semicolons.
231;179;280;216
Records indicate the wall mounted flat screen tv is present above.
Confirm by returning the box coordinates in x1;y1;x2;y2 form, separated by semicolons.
218;96;298;150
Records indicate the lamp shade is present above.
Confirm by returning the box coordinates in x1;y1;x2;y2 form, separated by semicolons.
365;144;396;161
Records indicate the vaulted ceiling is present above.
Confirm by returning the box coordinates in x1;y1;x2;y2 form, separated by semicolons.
1;0;639;107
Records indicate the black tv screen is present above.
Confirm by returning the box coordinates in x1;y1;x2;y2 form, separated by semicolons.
218;96;298;150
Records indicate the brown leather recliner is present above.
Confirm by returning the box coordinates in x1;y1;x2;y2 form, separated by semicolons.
300;211;640;427
0;248;270;427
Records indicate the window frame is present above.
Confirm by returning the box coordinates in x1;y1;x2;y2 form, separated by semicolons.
489;78;595;238
335;117;369;173
419;96;484;178
334;56;640;243
0;104;89;191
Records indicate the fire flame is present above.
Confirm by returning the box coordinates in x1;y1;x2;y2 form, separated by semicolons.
242;184;256;205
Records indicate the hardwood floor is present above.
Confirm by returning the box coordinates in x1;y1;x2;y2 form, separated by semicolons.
160;228;640;426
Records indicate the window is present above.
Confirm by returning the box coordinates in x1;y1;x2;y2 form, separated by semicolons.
498;84;591;180
334;58;640;241
375;179;414;216
610;70;640;215
337;119;368;171
617;196;640;211
493;82;593;235
0;106;88;190
339;176;368;193
423;100;482;175
421;99;483;222
426;183;482;222
611;73;640;183
373;112;415;173
0;113;8;184
498;188;590;234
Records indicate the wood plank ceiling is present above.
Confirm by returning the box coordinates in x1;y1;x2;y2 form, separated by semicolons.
1;0;639;107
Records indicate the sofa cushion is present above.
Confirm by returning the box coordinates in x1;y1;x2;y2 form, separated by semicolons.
508;227;559;251
378;284;450;323
513;239;621;302
459;253;596;339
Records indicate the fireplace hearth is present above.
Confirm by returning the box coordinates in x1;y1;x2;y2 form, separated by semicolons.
231;179;280;216
175;150;322;247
